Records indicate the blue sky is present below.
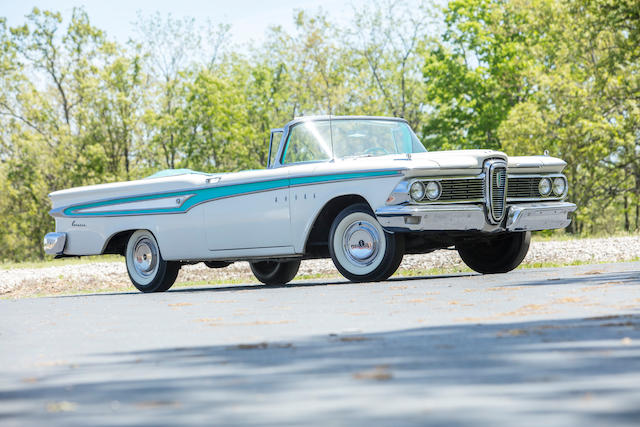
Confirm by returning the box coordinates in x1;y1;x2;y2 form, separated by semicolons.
0;0;384;46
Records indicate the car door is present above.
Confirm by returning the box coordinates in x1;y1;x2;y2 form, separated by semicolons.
204;169;292;252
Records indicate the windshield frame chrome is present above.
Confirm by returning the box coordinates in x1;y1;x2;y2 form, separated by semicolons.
267;128;284;168
270;116;417;169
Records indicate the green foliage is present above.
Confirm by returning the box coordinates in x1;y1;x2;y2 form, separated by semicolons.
422;0;541;150
0;1;638;261
420;0;639;234
494;0;640;233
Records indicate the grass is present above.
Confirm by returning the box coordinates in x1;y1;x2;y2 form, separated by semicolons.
531;230;640;242
0;254;122;270
519;257;640;269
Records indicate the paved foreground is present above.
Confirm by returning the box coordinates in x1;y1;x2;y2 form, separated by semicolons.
1;262;639;426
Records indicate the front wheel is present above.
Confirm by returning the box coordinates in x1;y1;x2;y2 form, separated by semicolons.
456;231;531;274
125;230;180;293
328;203;404;282
250;259;301;285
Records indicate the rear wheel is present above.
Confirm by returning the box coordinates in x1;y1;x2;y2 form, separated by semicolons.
328;203;404;282
125;230;180;293
456;231;531;274
250;259;301;285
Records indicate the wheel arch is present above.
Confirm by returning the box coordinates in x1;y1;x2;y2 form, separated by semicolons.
102;229;139;256
302;194;373;258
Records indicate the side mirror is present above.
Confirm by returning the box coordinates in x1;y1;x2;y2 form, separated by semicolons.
268;129;283;168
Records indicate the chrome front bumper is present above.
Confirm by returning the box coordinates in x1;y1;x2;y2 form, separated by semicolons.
44;232;67;255
376;202;576;232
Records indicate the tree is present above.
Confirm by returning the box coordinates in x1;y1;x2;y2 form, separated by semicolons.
349;0;432;129
422;0;539;150
498;0;640;233
134;12;230;169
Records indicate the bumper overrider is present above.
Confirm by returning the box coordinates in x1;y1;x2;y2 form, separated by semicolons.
43;232;67;255
376;202;577;232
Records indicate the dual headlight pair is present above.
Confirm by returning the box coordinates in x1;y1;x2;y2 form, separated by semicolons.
409;180;440;202
539;177;566;197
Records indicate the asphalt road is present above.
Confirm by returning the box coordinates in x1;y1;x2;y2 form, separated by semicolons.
1;262;640;426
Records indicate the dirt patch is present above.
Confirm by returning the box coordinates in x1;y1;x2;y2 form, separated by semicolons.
353;365;393;381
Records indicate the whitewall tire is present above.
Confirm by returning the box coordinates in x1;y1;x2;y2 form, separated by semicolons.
329;204;404;282
125;230;180;293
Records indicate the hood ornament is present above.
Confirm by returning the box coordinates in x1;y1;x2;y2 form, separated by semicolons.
543;149;549;156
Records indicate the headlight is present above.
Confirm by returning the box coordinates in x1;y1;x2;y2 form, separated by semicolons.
538;178;551;196
552;177;566;196
409;181;425;201
425;181;441;200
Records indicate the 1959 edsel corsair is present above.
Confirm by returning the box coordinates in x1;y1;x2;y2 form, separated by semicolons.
44;116;576;292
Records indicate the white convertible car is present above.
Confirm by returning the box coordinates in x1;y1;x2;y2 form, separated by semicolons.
44;116;576;292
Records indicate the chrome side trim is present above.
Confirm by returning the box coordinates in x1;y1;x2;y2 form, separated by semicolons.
44;232;67;255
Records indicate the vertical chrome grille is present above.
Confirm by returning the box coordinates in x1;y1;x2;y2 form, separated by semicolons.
485;160;508;224
491;168;507;220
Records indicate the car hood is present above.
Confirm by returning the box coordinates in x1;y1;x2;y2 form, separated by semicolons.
331;150;566;177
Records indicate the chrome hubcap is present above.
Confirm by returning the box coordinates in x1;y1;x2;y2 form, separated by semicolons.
343;220;380;266
133;238;158;277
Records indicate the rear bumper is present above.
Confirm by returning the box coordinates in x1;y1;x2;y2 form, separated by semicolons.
376;202;576;232
43;232;67;255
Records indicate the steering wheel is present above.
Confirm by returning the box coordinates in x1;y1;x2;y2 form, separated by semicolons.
363;146;390;156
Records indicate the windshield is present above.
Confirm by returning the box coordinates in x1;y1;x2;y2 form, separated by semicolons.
282;119;426;164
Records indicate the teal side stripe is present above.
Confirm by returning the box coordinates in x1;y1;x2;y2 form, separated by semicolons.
290;170;398;186
61;170;400;217
63;178;289;216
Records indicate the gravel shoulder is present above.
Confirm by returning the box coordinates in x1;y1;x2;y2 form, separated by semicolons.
1;235;639;298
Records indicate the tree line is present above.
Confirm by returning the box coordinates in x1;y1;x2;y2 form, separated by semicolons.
0;0;638;261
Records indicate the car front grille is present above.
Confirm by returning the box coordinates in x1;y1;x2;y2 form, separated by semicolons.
507;177;542;199
439;179;484;202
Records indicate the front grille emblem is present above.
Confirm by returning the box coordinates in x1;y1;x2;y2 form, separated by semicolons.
484;159;508;224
